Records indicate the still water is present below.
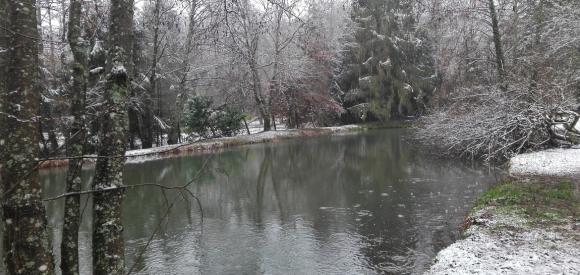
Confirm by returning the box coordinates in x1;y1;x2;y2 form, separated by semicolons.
39;129;494;274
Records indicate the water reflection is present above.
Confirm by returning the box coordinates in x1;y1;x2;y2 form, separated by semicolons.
36;129;493;274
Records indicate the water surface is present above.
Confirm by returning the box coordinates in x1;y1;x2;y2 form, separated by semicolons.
39;129;494;274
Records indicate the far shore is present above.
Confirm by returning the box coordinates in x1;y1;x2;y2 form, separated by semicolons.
39;123;408;170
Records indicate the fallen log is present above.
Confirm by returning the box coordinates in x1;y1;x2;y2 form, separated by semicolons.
548;110;580;145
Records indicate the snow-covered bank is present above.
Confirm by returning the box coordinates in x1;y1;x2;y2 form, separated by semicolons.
40;125;363;169
427;181;580;274
510;147;580;176
427;207;580;274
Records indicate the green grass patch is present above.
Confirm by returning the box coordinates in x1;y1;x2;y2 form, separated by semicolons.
475;180;579;224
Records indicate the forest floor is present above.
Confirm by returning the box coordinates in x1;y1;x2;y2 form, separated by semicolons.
40;123;406;169
427;176;580;274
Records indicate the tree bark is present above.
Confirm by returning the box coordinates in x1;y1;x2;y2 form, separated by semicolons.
1;0;55;273
92;0;134;274
61;0;87;274
0;1;7;271
0;0;5;127
488;0;506;82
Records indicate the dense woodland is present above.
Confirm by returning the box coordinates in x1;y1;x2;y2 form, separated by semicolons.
0;0;578;274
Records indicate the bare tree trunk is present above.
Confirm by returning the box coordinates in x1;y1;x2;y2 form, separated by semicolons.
1;0;55;273
511;0;519;66
88;40;106;154
269;4;284;131
243;117;251;135
61;0;87;274
169;0;198;145
286;88;298;129
141;0;162;149
226;0;271;131
0;0;6;134
0;1;7;271
488;0;506;82
92;0;134;274
530;0;545;86
44;0;61;154
129;30;143;149
151;0;162;147
249;59;271;131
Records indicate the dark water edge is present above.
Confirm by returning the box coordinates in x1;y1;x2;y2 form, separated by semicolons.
2;129;497;274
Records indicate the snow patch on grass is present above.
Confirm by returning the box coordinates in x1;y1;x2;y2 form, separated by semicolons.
509;148;580;176
427;207;580;274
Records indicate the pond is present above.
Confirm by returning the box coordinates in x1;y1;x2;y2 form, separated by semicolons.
37;129;494;274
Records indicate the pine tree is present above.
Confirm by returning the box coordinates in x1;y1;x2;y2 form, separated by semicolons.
338;0;436;122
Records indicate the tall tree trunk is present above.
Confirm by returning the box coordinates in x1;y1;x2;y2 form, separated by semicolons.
1;0;6;139
61;0;87;274
0;0;7;271
87;40;106;154
1;0;55;273
269;5;283;131
488;0;506;82
129;29;143;149
243;117;251;135
142;0;162;149
169;0;198;145
286;88;298;129
44;0;60;154
249;59;271;131
92;0;134;274
530;0;545;86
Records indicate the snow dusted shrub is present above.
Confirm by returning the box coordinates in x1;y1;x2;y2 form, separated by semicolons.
183;96;213;138
212;108;244;137
183;96;244;138
416;82;576;161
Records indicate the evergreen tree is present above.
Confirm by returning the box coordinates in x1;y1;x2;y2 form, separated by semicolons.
337;0;436;122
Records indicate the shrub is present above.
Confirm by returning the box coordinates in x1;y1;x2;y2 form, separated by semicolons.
183;96;244;138
212;108;244;137
183;96;213;138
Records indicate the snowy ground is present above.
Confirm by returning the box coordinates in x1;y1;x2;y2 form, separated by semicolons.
429;147;580;274
123;124;360;164
427;207;580;274
510;147;580;176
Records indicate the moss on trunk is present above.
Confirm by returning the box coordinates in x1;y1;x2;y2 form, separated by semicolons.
61;0;88;274
91;0;134;274
1;0;55;273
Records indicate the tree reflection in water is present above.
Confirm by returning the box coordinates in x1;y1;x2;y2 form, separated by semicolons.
37;129;494;274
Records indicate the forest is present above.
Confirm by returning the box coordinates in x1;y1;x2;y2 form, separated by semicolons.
0;0;579;274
